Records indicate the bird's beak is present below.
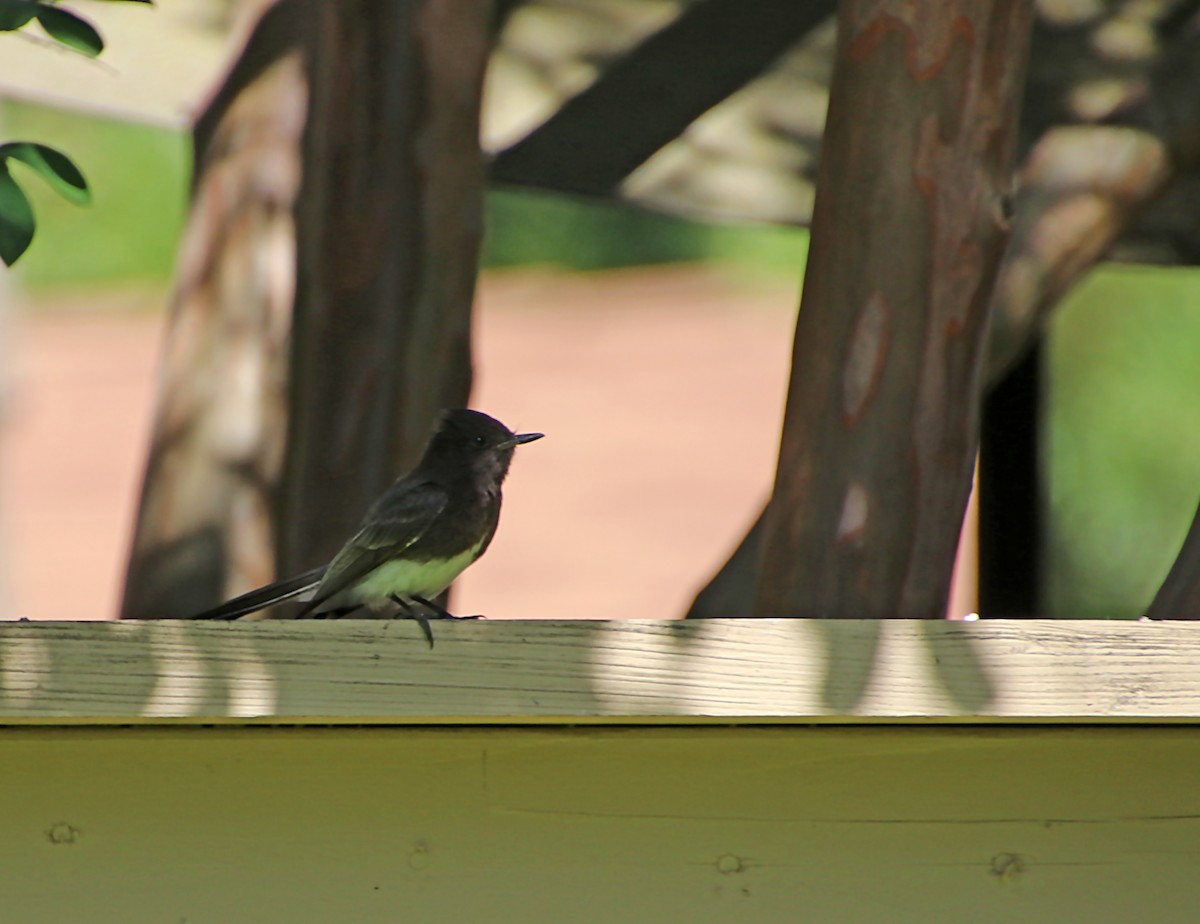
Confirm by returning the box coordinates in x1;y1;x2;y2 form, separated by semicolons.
507;432;544;447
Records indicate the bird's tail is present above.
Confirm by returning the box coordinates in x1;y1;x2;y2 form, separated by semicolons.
190;566;326;621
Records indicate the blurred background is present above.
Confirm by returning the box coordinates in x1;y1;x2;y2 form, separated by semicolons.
2;0;1199;621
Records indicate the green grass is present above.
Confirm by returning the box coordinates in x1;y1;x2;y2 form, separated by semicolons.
484;185;807;276
1046;265;1200;617
2;101;190;289
3;106;807;289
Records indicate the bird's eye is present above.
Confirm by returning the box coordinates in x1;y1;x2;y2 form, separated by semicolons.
473;435;487;448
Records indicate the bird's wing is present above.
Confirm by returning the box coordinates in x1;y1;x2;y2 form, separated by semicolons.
300;480;449;614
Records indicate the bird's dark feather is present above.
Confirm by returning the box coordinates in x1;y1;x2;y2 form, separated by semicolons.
190;565;326;621
181;409;539;627
297;480;449;616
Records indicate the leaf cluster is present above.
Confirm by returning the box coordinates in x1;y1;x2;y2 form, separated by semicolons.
0;0;153;265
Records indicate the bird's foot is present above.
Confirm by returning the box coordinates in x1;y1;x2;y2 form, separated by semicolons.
412;614;435;649
390;594;487;648
387;594;431;647
409;594;486;622
388;594;462;647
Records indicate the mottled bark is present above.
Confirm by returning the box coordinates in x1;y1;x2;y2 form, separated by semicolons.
986;131;1170;380
753;1;1033;619
690;21;1200;620
987;26;1200;379
278;0;490;574
122;0;490;617
120;2;306;619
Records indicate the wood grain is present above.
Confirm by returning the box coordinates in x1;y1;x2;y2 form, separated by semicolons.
1;619;1197;723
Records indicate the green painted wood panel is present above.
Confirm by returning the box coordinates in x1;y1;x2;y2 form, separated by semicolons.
3;725;1197;923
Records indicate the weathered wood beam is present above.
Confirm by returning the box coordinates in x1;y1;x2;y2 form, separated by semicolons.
2;619;1200;722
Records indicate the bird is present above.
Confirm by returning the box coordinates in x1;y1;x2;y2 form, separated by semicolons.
190;409;543;645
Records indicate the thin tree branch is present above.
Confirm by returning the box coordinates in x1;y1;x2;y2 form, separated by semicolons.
491;0;835;195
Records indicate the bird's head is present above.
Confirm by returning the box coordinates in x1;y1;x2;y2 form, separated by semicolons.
432;409;543;487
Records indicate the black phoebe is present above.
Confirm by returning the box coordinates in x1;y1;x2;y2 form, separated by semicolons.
190;409;542;644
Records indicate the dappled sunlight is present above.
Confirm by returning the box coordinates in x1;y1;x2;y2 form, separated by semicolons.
143;623;210;717
0;632;51;706
589;618;996;717
221;636;278;717
0;620;1194;722
142;622;279;719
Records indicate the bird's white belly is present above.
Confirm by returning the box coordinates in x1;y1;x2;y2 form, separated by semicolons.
351;542;483;602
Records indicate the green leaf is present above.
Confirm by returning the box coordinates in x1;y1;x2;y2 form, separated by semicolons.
35;4;103;56
0;0;36;30
0;163;36;266
0;142;90;205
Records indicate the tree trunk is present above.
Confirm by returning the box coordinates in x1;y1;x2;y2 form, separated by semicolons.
278;0;490;575
988;26;1200;380
1148;498;1200;619
753;1;1033;619
691;14;1200;620
121;0;491;617
120;2;306;619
